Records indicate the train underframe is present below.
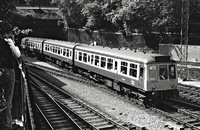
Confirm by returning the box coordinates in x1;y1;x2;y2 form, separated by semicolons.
73;66;179;107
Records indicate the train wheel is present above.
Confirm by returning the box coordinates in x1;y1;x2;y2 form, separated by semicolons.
143;98;150;108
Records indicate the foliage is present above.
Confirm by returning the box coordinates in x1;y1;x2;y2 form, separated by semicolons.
190;0;200;22
53;0;200;35
52;0;86;29
0;0;16;37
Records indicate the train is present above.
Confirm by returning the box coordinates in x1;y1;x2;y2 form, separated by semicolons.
21;37;179;106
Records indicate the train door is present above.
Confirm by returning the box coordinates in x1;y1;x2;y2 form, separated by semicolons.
113;59;119;79
139;66;145;89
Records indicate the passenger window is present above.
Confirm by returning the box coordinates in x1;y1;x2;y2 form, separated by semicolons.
37;43;40;48
58;47;60;54
66;49;70;57
45;44;48;50
53;46;55;53
49;46;51;52
88;55;90;63
91;55;94;64
140;68;144;77
169;65;176;79
83;53;87;62
101;57;106;68
79;52;82;61
60;49;62;54
47;45;49;51
95;56;99;66
55;47;58;53
121;61;128;74
115;61;118;70
159;65;168;80
107;58;113;70
63;49;66;56
69;50;72;57
129;63;137;77
75;51;77;60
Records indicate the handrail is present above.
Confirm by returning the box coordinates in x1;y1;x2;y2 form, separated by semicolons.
15;58;28;130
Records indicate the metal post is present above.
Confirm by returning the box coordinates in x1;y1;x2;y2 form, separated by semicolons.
180;0;189;80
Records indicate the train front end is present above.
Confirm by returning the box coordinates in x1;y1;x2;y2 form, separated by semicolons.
143;56;179;105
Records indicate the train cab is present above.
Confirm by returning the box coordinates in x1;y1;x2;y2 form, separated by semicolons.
145;56;177;92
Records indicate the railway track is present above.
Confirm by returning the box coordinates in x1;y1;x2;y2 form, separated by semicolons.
162;98;200;130
25;61;200;129
28;68;137;130
29;77;83;130
178;83;200;104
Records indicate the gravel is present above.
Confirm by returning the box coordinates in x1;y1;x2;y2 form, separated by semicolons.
51;75;184;130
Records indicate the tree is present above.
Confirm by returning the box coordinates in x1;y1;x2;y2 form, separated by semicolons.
0;0;16;37
52;0;86;29
82;0;116;31
53;0;200;35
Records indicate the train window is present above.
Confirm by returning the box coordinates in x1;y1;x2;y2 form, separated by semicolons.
27;41;30;47
75;51;78;60
140;68;144;77
169;65;176;79
121;61;128;74
107;58;113;70
83;53;87;63
79;52;82;61
91;55;94;64
95;55;100;66
149;66;156;80
53;46;55;53
129;63;137;77
45;44;47;50
49;46;53;52
101;57;106;68
159;65;168;80
47;45;49;51
37;43;40;49
63;49;66;56
60;48;62;54
67;49;70;57
58;47;61;54
30;42;33;48
55;47;58;54
88;55;90;63
69;50;72;57
115;61;118;70
35;43;37;48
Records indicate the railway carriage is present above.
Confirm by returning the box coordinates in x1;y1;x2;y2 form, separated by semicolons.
22;37;45;57
43;39;79;68
21;37;179;106
74;44;178;105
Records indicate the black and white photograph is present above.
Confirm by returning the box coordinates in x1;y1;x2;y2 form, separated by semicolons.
1;0;200;130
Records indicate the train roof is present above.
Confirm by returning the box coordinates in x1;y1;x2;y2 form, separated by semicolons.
76;44;175;64
44;39;80;48
22;37;46;42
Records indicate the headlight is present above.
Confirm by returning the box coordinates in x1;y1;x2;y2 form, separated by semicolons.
152;85;156;90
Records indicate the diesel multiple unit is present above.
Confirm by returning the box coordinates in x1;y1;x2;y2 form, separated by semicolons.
21;37;179;106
